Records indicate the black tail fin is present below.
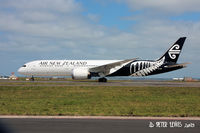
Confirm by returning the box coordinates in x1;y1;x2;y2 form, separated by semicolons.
158;37;186;63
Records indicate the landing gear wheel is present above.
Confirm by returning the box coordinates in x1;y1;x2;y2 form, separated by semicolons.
98;77;107;82
30;76;35;81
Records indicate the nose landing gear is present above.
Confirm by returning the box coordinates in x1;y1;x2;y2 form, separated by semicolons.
98;77;107;82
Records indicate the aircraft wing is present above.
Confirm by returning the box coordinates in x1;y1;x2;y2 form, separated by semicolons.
89;58;137;77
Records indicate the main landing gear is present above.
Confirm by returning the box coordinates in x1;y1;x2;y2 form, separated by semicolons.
30;76;35;81
98;77;107;82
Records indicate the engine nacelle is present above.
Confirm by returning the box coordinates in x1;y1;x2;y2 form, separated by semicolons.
72;68;91;80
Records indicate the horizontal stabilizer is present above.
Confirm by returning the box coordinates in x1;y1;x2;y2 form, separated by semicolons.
164;62;190;68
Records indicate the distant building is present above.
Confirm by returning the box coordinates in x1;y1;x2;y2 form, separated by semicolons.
9;72;18;80
183;77;198;82
173;77;198;82
173;78;184;81
0;75;9;79
183;77;193;82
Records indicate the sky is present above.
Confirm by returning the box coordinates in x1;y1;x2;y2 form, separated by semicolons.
0;0;200;78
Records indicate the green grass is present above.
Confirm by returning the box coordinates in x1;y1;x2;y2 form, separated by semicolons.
0;85;200;116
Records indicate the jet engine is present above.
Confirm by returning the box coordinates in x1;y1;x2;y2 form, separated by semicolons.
72;68;91;80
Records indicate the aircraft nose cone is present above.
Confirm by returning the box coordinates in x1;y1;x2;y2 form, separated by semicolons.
18;67;25;75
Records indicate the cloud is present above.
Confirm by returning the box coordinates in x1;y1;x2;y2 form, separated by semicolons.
21;11;57;22
0;0;106;52
1;0;82;13
117;0;200;14
1;0;200;56
87;13;101;23
0;0;200;58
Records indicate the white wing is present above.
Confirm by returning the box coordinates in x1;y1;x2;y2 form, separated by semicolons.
89;58;138;77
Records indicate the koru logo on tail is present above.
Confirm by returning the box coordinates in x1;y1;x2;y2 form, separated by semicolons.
168;44;180;59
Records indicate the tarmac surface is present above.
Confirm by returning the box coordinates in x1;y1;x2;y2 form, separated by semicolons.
0;80;200;87
0;116;199;133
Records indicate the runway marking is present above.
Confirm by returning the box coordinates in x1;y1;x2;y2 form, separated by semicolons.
0;116;200;120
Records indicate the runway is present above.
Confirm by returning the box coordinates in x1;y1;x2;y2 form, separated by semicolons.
0;80;200;87
0;116;199;133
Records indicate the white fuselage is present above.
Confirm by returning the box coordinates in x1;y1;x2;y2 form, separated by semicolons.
18;60;121;76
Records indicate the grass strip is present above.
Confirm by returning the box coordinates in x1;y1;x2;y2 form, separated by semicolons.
0;86;199;116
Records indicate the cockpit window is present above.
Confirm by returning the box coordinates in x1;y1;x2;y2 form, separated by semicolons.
22;65;26;67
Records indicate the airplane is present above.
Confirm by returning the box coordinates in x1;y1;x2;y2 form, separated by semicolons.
18;37;188;82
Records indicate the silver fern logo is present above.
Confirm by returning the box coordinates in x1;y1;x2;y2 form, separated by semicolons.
130;57;165;76
168;44;180;59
